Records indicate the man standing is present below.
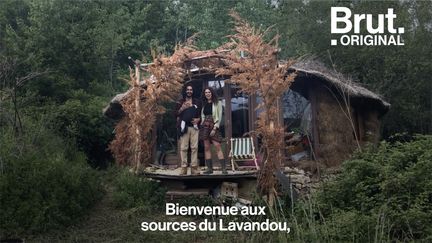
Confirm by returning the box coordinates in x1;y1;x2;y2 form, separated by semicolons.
175;85;201;175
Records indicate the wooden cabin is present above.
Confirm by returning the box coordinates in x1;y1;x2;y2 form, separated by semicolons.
103;50;390;196
103;51;390;188
104;51;390;167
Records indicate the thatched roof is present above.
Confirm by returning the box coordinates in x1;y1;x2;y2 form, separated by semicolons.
102;80;147;120
103;53;390;119
288;59;390;112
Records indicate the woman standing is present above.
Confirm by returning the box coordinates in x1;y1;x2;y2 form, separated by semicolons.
199;87;227;174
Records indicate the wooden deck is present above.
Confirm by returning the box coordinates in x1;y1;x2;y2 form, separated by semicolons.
143;167;258;180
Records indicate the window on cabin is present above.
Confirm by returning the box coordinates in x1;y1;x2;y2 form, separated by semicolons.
282;89;310;134
231;86;249;137
255;90;312;161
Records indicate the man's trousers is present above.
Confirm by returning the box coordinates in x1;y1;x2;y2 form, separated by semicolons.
179;127;199;167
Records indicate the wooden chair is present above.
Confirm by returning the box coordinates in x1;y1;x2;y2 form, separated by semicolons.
229;137;259;171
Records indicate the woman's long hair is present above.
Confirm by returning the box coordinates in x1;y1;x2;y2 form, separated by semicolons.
202;87;218;104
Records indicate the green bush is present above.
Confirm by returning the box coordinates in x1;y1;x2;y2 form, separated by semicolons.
0;120;104;237
51;91;115;168
309;135;432;242
111;169;166;211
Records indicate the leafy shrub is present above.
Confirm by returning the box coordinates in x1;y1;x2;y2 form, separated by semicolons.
0;119;104;237
311;135;432;242
111;169;166;211
52;92;115;168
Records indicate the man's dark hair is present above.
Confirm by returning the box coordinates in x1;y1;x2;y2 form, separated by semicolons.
182;84;194;99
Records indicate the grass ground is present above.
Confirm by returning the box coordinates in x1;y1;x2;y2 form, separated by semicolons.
23;175;243;242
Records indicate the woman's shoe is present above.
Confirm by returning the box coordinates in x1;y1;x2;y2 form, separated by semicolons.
203;159;213;174
220;159;228;174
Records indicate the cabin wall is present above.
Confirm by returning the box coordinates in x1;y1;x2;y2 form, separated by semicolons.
314;84;358;167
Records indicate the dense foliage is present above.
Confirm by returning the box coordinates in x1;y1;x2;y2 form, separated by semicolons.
277;1;432;137
290;135;432;242
0;118;103;236
112;169;166;211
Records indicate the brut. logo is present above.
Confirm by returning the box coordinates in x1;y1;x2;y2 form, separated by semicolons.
330;7;404;46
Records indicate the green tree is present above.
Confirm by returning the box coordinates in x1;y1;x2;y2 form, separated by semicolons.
277;0;431;136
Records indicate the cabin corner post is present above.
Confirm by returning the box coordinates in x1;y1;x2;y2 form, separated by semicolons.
249;93;258;150
134;61;142;173
224;82;232;161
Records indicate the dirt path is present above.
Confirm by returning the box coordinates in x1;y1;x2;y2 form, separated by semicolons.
26;186;146;242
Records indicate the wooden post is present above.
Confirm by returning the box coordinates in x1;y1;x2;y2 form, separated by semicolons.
134;61;142;174
249;93;259;152
224;81;232;161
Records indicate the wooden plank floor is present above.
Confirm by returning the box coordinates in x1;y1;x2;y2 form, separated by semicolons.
144;167;258;180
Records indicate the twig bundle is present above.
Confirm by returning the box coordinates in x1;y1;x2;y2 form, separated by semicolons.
109;41;196;173
216;11;297;203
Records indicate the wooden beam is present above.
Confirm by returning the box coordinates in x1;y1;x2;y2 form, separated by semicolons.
143;172;257;180
134;62;142;172
249;93;258;149
224;81;232;160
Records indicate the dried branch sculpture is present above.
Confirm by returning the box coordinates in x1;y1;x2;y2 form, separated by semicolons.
216;11;297;205
109;41;196;173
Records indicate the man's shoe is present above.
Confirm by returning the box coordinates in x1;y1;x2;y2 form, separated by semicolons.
179;167;188;175
191;166;200;175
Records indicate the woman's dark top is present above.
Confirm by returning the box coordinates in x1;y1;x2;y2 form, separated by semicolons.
203;102;212;116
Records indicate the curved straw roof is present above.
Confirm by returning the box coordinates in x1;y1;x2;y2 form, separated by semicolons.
288;59;390;112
